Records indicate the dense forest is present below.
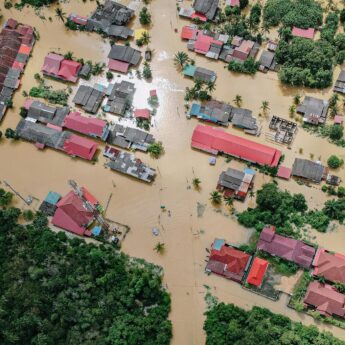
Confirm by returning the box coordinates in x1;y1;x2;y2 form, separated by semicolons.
204;303;345;345
0;207;172;345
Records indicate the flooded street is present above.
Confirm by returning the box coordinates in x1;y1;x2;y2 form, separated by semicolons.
2;0;345;343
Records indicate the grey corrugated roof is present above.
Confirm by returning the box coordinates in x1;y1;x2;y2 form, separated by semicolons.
193;0;219;20
218;168;245;190
108;45;141;65
292;158;325;183
194;67;216;82
259;50;275;68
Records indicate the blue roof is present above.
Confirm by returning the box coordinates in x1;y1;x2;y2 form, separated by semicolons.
190;103;201;116
213;238;225;251
44;191;61;205
92;226;102;236
183;64;196;77
244;168;256;175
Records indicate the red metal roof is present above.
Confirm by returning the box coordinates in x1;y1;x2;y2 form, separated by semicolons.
246;257;268;287
194;32;222;54
41;53;64;75
150;89;157;97
6;18;18;29
277;166;292;180
81;187;98;205
58;59;81;82
63;111;106;137
134;108;151;120
313;248;345;284
63;134;98;160
228;0;240;6
191;125;282;167
304;281;345;318
108;59;129;73
18;44;31;55
292;27;315;40
52;191;94;236
257;226;316;268
191;12;207;22
181;26;197;40
334;115;343;124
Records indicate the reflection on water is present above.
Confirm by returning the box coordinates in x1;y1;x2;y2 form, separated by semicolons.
1;0;345;343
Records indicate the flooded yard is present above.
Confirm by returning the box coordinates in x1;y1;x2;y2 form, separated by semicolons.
2;0;345;343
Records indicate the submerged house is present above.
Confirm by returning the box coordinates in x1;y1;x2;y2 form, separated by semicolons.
312;248;345;285
41;53;81;83
217;167;255;200
24;99;69;127
63;111;110;141
258;50;277;73
73;84;105;114
231;108;258;135
257;225;316;269
183;64;217;82
107;124;155;152
193;0;219;21
191;125;282;167
104;80;135;116
304;281;345;318
63;134;98;160
205;238;252;283
296;96;329;125
291;158;327;183
0;19;34;121
189;100;232;126
246;257;269;288
334;70;345;94
52;188;98;236
85;0;134;39
108;45;141;73
104;145;156;183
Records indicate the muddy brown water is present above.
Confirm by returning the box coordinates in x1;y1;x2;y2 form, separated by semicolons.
2;0;345;343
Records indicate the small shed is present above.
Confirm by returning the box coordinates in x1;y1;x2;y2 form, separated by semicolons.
44;191;61;205
277;166;292;180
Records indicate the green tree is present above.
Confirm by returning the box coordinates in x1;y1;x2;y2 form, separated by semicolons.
330;125;343;140
139;7;152;25
55;7;66;23
173;51;189;69
261;100;269;114
0;189;13;206
210;191;222;205
142;62;152;80
148;141;164;158
327;155;343;169
192;178;201;189
154;242;165;254
233;94;242;107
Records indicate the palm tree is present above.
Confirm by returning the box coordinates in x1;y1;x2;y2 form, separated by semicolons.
192;178;201;189
174;51;189;69
233;94;242;107
154;242;165;254
206;81;216;93
317;275;326;285
289;105;296;118
249;190;255;199
224;196;234;208
261;100;269;114
293;94;301;105
210;191;222;205
323;199;339;219
194;79;203;91
141;31;151;45
55;7;66;23
64;51;74;60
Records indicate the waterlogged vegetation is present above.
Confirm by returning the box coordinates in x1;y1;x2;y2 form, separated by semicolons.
29;84;69;105
0;206;172;344
204;302;345;345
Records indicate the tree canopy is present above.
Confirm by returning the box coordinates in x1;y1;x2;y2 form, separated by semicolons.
204;303;345;345
0;208;172;345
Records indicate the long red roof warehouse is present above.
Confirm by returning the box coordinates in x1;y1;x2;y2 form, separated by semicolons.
191;125;282;167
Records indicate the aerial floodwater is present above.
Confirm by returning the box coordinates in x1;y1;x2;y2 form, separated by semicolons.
2;0;345;344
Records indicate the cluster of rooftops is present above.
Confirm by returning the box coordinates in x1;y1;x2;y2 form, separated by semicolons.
206;225;345;317
0;19;34;121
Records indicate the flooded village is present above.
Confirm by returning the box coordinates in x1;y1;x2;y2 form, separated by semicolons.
3;0;345;343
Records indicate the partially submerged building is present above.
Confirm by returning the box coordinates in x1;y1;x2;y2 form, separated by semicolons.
304;281;345;318
268;116;297;145
191;125;282;167
312;248;345;285
104;80;135;116
0;19;34;121
292;27;315;40
231;108;259;135
107;124;154;152
63;134;99;160
23;99;69;127
193;0;219;21
63;111;110;141
41;53;81;83
246;257;269;288
108;45;141;73
227;36;260;63
258;50;278;73
73;84;105;114
104;146;156;182
257;225;316;269
291;158;327;183
296;96;329;125
183;64;217;82
85;0;134;39
334;70;345;94
189;100;232;126
217;167;255;200
205;238;252;283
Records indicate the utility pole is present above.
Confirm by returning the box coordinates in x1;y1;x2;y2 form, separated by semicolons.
3;180;32;205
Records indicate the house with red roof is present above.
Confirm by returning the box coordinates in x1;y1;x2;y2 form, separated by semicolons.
257;225;316;269
292;27;315;40
134;108;151;120
227;0;240;6
206;238;251;282
313;248;345;284
246;257;269;287
41;53;81;83
304;281;345;318
191;125;282;167
63;134;98;160
63;111;110;141
52;190;95;236
181;25;198;40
